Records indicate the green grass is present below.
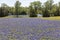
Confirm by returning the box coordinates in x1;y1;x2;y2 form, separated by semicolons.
1;15;60;20
3;15;29;18
2;15;16;18
41;16;60;20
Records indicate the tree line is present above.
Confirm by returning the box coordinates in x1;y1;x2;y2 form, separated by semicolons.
0;0;60;17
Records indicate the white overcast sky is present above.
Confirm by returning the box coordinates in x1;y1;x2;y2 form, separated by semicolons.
0;0;60;7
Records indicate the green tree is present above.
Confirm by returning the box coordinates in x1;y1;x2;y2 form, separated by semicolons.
43;0;53;17
20;7;28;15
43;1;50;17
9;7;15;15
48;0;53;10
58;2;60;16
0;3;9;17
51;4;57;16
29;1;41;17
15;0;21;17
29;5;36;17
54;2;60;16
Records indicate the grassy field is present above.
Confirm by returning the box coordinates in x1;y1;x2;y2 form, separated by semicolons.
1;15;60;20
41;16;60;20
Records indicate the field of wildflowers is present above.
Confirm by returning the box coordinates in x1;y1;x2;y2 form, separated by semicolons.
0;18;60;40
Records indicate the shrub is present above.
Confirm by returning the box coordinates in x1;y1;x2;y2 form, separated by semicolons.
29;11;37;17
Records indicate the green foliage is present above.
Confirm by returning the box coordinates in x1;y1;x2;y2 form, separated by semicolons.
8;7;15;15
58;2;60;16
29;1;41;17
29;11;37;17
0;0;60;17
43;9;50;17
0;3;9;17
42;0;54;17
0;7;8;17
15;0;21;17
20;11;27;15
29;6;37;17
20;7;29;15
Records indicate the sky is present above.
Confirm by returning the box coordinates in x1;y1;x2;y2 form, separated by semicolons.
0;0;60;7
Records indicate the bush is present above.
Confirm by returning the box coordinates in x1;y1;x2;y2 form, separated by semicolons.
0;7;8;17
29;11;37;17
42;10;50;17
20;11;27;15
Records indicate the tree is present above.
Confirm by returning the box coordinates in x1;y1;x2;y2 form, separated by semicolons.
0;3;9;17
29;1;41;17
54;2;60;16
43;0;53;17
9;7;15;15
48;0;53;10
15;0;21;17
58;2;60;16
29;5;36;17
19;7;28;15
47;0;54;16
51;4;57;16
43;1;50;17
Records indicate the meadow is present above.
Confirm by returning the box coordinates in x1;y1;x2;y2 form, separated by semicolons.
3;15;60;20
0;0;60;40
0;18;60;40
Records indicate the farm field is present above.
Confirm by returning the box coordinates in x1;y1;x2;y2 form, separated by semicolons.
0;18;60;40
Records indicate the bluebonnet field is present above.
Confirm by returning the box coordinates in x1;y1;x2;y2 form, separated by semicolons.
0;18;60;40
